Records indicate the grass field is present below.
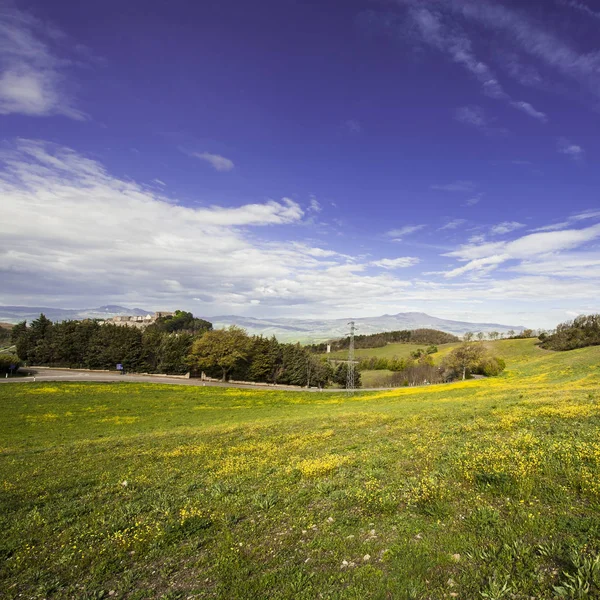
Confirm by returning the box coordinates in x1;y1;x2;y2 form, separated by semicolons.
324;342;459;361
337;339;539;387
2;339;600;598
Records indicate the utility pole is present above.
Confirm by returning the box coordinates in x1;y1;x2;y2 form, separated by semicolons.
347;321;356;392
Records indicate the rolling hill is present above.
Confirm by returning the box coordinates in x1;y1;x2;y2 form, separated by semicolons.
0;306;523;342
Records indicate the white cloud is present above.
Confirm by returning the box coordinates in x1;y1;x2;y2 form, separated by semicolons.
191;152;234;172
444;254;510;278
510;101;547;122
490;221;525;235
431;180;475;192
455;105;487;128
406;6;506;100
0;5;85;119
533;209;600;232
386;225;426;239
558;138;585;160
308;196;322;213
464;193;483;207
0;139;418;312
371;257;420;269
439;219;467;230
443;222;600;278
2;138;600;329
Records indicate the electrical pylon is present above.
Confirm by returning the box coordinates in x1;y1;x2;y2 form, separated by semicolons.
346;320;356;392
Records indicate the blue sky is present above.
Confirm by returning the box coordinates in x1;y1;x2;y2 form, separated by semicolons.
1;0;599;329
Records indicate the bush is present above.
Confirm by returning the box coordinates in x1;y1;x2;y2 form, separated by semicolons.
478;357;506;377
540;314;600;351
0;354;22;374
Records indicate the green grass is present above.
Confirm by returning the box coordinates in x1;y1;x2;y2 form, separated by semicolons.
2;339;600;598
324;341;459;361
349;338;546;387
360;369;395;387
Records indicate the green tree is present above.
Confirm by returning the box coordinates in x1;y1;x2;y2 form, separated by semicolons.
443;342;485;381
157;333;194;374
151;310;212;334
187;326;250;382
332;363;362;388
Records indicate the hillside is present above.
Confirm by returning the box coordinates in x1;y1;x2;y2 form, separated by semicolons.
0;306;524;342
1;339;600;597
337;338;545;387
207;312;523;342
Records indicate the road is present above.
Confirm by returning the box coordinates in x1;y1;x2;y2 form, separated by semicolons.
1;367;406;392
0;367;451;392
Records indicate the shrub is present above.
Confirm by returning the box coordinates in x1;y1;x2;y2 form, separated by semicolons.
0;353;22;374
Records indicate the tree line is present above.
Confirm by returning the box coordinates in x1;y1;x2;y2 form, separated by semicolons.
307;328;459;353
186;326;355;387
539;314;600;351
10;314;353;387
11;312;211;375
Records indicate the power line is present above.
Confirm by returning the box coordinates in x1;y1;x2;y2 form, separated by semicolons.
347;320;356;392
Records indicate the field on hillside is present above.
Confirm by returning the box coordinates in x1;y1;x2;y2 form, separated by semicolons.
2;339;600;599
328;339;532;388
324;341;459;361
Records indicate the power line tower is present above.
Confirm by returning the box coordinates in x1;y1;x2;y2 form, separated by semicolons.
346;320;356;392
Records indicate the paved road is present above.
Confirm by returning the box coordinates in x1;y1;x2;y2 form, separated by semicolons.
0;367;406;392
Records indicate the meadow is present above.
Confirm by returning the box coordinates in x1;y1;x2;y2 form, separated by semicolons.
1;339;600;599
324;342;459;362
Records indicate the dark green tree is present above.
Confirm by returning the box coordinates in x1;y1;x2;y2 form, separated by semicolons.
187;326;250;381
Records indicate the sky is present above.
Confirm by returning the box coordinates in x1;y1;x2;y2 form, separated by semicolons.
1;0;599;329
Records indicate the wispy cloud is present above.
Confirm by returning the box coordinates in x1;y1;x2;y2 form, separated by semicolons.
386;224;426;240
371;256;420;269
0;4;86;119
308;196;322;213
557;138;585;160
558;0;600;21
510;101;547;122
463;193;483;207
444;222;600;278
191;151;235;172
454;105;509;135
453;0;600;100
431;180;475;192
405;5;506;100
439;218;467;231
490;221;526;235
395;3;549;123
533;209;600;232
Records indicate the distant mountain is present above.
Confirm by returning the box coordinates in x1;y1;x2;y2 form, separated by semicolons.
0;305;152;323
207;312;524;342
0;306;523;342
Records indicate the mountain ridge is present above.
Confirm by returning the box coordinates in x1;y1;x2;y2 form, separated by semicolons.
0;305;524;342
